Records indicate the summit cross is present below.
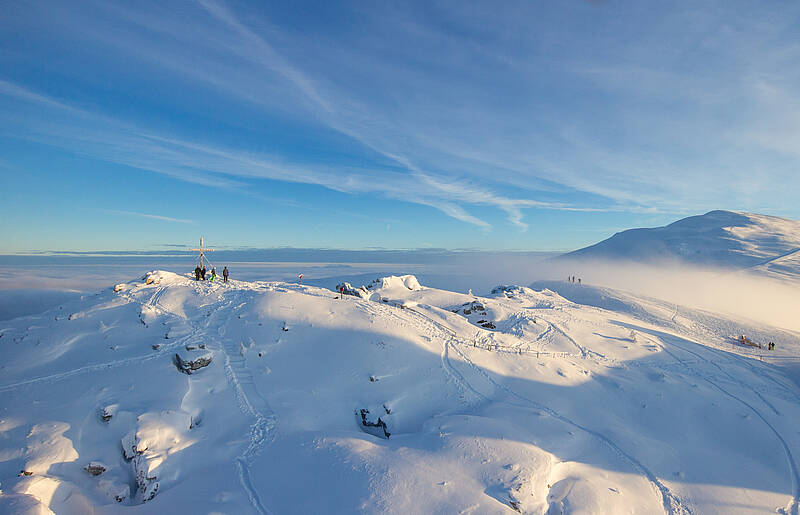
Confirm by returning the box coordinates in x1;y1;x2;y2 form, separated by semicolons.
190;237;214;269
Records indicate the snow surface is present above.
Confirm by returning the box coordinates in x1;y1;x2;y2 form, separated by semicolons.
561;210;800;281
0;270;799;514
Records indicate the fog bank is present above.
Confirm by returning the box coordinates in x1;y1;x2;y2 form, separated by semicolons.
534;258;800;333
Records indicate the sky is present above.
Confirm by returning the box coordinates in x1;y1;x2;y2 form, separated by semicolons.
2;0;800;253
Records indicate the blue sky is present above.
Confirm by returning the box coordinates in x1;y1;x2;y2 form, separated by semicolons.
2;0;800;253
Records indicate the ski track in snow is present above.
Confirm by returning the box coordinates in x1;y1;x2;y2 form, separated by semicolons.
213;291;276;515
440;332;490;406
356;298;690;515
0;284;204;393
414;303;692;515
135;281;277;513
4;276;798;513
649;333;800;515
1;280;278;514
444;338;691;515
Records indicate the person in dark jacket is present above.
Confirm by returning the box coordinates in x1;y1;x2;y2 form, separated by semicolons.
210;267;216;282
194;266;201;281
201;267;206;280
223;266;229;282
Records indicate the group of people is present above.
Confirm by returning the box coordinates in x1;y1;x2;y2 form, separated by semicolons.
567;275;581;284
194;265;229;283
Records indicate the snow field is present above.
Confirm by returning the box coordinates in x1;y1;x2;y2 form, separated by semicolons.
0;270;798;514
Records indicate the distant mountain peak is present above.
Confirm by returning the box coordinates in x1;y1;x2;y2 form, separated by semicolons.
561;211;800;280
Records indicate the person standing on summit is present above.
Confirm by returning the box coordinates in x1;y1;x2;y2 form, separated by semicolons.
222;266;229;283
194;265;201;281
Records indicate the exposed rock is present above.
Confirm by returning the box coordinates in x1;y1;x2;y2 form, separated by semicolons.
84;461;107;476
490;285;531;297
173;353;212;374
335;282;370;298
18;470;32;476
142;271;169;286
358;408;390;438
113;283;126;292
454;300;488;316
99;404;117;423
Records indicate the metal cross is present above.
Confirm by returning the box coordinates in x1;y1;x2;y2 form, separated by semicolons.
190;237;215;268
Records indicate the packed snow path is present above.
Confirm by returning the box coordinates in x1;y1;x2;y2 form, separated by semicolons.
216;295;276;515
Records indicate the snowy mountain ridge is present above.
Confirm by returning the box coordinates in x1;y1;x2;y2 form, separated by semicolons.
1;270;799;514
561;210;800;281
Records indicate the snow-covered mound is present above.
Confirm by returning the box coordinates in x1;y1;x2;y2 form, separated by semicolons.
1;271;799;514
367;274;422;292
561;210;800;280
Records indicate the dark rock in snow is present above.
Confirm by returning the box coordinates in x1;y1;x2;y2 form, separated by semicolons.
335;282;370;298
359;408;390;438
173;353;212;375
85;462;107;476
99;405;117;423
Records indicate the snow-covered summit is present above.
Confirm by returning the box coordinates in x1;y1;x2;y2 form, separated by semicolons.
561;210;800;278
1;271;799;514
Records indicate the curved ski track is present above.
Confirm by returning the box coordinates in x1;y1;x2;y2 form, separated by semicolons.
650;334;799;515
356;299;692;515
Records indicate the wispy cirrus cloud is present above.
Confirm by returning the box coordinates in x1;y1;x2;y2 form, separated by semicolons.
102;209;194;224
0;78;596;231
3;0;800;236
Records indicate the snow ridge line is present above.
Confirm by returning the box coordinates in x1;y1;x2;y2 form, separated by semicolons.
214;294;276;515
653;334;799;515
400;306;691;515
